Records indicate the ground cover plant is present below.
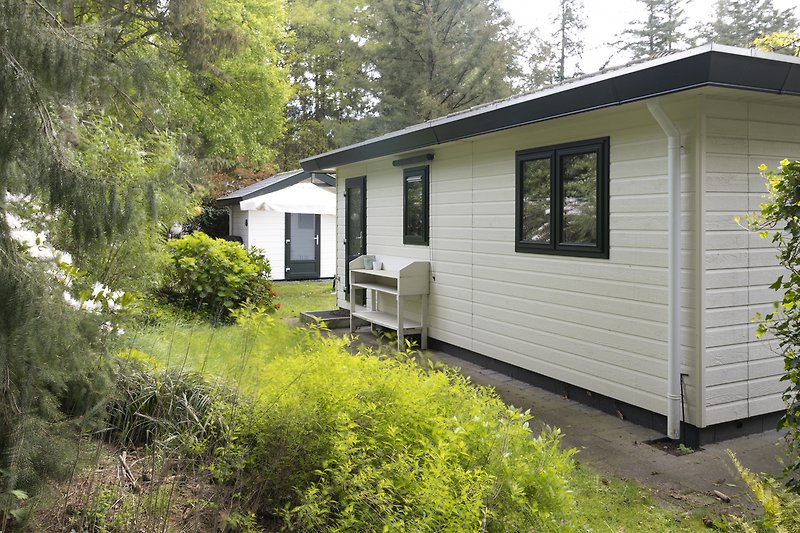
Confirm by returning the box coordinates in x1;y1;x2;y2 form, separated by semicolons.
568;463;706;532
119;314;732;532
119;314;576;531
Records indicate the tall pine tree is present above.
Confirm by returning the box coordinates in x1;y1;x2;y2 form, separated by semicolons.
552;0;586;82
523;31;560;90
362;0;522;137
618;0;688;59
707;0;799;46
1;0;121;510
274;0;373;168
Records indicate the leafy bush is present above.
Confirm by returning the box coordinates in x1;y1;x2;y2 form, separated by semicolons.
267;348;573;532
159;232;276;321
124;316;575;531
744;160;800;490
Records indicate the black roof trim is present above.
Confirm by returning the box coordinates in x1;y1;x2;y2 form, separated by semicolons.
300;45;800;171
217;170;335;206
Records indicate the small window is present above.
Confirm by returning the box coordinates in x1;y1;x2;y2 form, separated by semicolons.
403;166;429;245
516;138;609;258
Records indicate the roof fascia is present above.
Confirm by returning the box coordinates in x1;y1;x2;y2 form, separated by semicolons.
217;171;336;206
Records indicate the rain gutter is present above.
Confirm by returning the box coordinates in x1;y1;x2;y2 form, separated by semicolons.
647;100;682;440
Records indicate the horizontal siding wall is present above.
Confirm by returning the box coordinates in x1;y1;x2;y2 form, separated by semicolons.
703;95;799;424
229;207;248;244
320;214;336;278
248;210;286;280
467;101;699;420
338;97;702;422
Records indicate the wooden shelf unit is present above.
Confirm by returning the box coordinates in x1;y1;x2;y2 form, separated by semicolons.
348;255;430;350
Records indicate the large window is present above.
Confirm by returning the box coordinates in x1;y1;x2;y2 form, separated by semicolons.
515;138;609;258
403;166;429;245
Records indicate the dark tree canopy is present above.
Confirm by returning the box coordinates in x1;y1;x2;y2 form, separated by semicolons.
275;0;524;163
366;0;520;133
274;0;373;169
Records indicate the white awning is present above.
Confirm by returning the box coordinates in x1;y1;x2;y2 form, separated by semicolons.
238;182;335;215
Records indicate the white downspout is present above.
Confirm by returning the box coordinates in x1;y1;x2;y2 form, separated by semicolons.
647;100;682;440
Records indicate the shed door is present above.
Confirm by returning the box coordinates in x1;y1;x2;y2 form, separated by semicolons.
284;213;320;280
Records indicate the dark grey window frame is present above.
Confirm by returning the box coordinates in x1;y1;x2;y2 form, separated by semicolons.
403;165;430;245
515;137;609;258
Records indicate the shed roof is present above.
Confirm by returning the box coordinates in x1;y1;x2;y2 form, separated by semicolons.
217;170;335;206
300;44;800;172
239;182;336;215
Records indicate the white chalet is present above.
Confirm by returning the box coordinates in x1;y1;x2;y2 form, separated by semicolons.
218;170;336;281
301;45;800;445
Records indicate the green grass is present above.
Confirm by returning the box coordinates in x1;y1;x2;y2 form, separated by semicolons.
125;317;320;395
568;462;708;531
272;279;336;319
126;281;336;394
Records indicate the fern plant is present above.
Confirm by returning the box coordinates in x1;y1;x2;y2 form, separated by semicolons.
729;451;800;532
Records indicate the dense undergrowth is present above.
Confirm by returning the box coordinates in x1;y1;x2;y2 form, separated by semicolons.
10;273;793;531
31;313;576;531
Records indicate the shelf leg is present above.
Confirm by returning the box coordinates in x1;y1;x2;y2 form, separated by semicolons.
396;295;404;351
421;293;428;350
349;284;355;334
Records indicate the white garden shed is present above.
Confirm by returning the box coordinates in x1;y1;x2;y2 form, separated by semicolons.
218;170;336;281
301;45;800;445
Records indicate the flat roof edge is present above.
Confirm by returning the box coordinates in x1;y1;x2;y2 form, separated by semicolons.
301;45;800;171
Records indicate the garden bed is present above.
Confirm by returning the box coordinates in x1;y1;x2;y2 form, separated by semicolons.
299;308;350;328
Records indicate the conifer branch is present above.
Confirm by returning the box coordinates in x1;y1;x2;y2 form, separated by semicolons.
0;44;56;141
30;0;92;48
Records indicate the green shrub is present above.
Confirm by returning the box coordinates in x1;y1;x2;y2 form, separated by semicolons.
131;316;574;531
264;346;573;532
744;160;800;490
159;232;276;321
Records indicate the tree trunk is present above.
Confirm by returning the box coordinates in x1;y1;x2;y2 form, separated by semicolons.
61;0;75;27
558;2;567;82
